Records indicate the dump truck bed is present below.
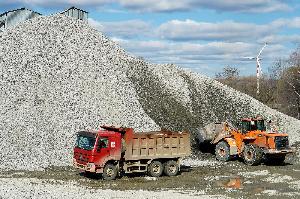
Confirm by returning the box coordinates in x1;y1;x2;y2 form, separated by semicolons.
124;131;191;160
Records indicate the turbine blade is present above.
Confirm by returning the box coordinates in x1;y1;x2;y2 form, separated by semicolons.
257;43;267;58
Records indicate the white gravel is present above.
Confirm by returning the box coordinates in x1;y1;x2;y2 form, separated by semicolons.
0;14;300;171
261;189;278;196
181;158;222;168
238;170;269;178
0;177;222;199
264;174;293;183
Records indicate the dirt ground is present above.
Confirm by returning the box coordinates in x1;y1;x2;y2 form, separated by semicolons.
1;150;300;199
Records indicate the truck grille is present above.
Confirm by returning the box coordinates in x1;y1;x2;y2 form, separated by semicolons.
74;152;88;164
275;136;289;150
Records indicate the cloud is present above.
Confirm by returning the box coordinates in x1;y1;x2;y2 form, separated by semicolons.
118;0;291;13
271;17;300;29
88;16;298;73
157;19;274;42
88;18;151;39
118;0;192;12
259;35;300;44
157;18;300;42
0;0;111;9
89;16;300;43
193;0;292;13
116;39;285;62
115;39;288;75
0;0;293;13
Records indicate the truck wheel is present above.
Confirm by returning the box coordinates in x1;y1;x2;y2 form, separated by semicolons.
148;161;163;177
243;144;263;166
215;141;231;162
164;160;179;176
103;163;118;180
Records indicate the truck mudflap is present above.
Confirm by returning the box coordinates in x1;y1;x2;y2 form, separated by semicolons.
263;147;295;154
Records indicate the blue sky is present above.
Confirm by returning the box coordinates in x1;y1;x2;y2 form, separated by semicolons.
1;0;300;76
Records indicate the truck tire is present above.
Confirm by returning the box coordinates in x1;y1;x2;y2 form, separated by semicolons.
164;160;179;176
103;163;118;180
148;161;163;177
243;144;263;166
215;141;231;162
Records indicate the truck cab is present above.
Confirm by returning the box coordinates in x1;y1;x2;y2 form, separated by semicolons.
73;129;122;174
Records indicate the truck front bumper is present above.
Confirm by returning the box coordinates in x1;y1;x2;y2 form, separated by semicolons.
73;158;96;172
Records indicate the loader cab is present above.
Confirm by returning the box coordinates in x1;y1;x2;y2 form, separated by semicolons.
256;119;266;131
241;120;251;133
241;118;266;133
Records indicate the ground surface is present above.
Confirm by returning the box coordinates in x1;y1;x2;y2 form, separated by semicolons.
1;152;300;199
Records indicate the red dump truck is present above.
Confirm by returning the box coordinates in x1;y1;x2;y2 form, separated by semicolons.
73;126;191;180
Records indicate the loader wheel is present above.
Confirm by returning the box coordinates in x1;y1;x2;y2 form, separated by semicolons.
243;144;263;166
215;141;231;162
103;163;118;180
148;161;163;177
164;160;179;176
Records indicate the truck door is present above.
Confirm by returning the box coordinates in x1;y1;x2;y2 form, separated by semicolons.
95;137;111;167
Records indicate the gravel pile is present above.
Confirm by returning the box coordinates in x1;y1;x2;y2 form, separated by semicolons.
127;62;300;143
0;14;158;170
1;14;300;170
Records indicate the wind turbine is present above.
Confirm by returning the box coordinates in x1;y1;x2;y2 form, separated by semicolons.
244;43;268;95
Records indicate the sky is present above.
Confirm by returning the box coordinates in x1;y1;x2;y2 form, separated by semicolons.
1;0;300;77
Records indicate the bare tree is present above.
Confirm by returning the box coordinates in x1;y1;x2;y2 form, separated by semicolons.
215;66;239;79
275;47;300;119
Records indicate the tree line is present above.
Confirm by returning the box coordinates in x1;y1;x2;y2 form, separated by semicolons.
215;47;300;120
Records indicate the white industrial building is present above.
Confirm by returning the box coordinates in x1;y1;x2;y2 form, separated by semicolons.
0;7;88;32
61;7;88;22
0;8;41;32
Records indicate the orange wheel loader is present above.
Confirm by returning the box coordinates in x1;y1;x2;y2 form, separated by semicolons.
198;117;294;165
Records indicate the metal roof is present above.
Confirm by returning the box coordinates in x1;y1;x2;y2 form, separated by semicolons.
60;6;88;14
0;7;42;17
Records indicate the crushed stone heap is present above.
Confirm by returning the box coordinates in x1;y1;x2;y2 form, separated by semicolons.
1;14;300;170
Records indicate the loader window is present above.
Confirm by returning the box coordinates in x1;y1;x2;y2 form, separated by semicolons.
241;121;251;133
256;120;266;131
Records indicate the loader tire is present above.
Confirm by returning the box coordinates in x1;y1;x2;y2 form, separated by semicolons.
103;163;118;180
148;161;163;177
215;141;231;162
164;160;179;176
243;144;263;166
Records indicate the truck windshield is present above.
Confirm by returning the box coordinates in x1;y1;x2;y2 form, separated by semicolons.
75;135;96;150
